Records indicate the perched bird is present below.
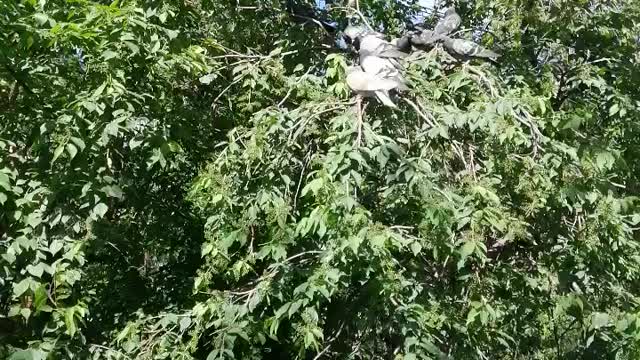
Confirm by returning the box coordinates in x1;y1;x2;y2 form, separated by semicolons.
433;7;462;36
359;33;409;62
346;66;406;108
343;25;408;107
390;34;413;53
343;25;376;49
285;0;337;32
409;29;442;47
441;36;500;62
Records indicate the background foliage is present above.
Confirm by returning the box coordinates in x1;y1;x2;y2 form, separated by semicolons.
1;0;640;359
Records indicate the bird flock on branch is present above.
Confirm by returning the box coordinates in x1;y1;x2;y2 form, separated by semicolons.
342;7;500;108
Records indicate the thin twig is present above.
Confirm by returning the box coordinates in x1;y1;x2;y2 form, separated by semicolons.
212;77;242;106
403;97;435;127
334;6;374;31
466;65;497;97
293;150;312;212
313;322;346;360
355;95;363;147
278;67;313;108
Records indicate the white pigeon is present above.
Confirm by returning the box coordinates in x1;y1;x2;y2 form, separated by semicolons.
358;34;407;92
343;26;409;107
346;66;404;108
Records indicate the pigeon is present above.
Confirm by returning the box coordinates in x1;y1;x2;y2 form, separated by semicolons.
343;25;381;49
410;29;443;47
343;26;408;107
346;66;406;108
359;33;409;61
433;7;462;36
390;34;412;53
285;0;337;32
441;36;500;62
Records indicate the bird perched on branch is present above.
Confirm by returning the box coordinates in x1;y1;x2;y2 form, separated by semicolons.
433;7;462;37
441;36;500;62
346;66;407;108
344;25;408;65
285;0;337;32
343;25;408;107
390;34;413;53
409;29;442;48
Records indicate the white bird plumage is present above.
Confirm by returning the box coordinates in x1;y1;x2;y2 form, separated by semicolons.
343;26;408;107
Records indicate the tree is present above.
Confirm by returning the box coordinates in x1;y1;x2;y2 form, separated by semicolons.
1;0;639;359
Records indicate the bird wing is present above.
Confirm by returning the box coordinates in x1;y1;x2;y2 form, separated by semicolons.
434;13;462;35
449;39;500;60
411;30;442;46
361;35;408;59
452;39;478;56
374;90;397;108
346;68;400;92
360;55;399;76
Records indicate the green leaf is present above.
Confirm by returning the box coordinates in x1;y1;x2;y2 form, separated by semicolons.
66;143;78;160
49;239;64;256
166;29;179;40
27;263;44;278
102;50;119;60
52;144;65;164
13;278;30;297
410;241;422;256
124;41;140;54
199;73;217;84
591;312;609;329
9;349;41;360
65;308;77;336
460;241;476;258
0;172;10;191
69;137;86;151
93;203;109;218
301;178;323;197
179;317;191;332
34;13;48;25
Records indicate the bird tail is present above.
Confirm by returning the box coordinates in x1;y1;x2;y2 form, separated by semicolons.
478;49;500;61
375;90;397;108
395;79;409;92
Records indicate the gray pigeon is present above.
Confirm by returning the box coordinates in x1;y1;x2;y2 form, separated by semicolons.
390;35;412;53
410;29;443;47
434;7;462;36
359;33;408;62
344;26;407;59
358;34;407;92
346;67;404;108
343;26;408;107
441;36;500;61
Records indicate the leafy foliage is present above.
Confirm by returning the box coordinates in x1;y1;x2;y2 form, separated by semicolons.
1;0;640;359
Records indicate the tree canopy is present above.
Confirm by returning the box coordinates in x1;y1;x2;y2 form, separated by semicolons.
1;0;640;359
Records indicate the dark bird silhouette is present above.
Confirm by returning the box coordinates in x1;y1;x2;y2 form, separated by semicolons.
285;0;337;32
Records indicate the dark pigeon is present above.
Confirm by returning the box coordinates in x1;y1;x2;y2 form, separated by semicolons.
285;0;337;32
391;34;413;53
441;36;500;62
